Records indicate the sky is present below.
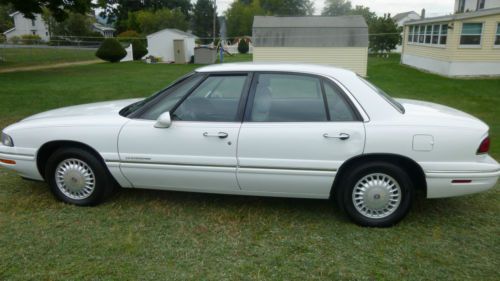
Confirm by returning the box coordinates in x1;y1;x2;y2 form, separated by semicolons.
216;0;456;17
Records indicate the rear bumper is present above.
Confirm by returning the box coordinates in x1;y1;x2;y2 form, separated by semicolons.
426;169;499;198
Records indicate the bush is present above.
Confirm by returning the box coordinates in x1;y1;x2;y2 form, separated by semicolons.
0;35;5;43
131;40;148;60
117;30;141;41
238;39;249;54
9;36;20;44
95;38;127;63
20;34;42;45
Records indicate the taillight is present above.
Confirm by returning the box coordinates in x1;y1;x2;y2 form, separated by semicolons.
477;136;490;154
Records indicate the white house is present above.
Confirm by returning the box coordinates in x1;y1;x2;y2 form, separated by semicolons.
392;11;421;52
145;28;197;64
92;23;115;38
455;0;500;13
3;12;50;42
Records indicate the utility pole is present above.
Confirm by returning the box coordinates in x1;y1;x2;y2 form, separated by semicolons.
213;0;216;46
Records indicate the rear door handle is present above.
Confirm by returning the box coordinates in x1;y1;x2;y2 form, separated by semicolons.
203;132;228;139
323;133;350;140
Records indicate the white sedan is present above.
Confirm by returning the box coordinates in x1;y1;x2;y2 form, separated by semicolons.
1;63;498;226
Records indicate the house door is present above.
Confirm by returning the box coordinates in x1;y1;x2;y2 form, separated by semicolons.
174;39;186;64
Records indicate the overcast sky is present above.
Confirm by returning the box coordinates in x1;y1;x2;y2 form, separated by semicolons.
216;0;456;17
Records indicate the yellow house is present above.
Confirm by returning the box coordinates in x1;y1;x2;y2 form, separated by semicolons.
401;7;500;77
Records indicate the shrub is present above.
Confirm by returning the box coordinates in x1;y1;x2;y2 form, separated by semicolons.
117;30;140;41
95;38;127;63
131;40;148;60
20;34;42;45
0;35;5;43
237;39;249;54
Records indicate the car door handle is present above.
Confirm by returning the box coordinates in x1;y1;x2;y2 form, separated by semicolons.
203;132;228;139
323;133;350;140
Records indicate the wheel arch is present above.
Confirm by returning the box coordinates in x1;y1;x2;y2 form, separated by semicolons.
331;153;427;198
36;140;109;181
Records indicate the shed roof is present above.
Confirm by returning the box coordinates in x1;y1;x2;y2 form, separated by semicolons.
253;15;368;28
147;28;198;39
252;16;368;48
405;7;500;25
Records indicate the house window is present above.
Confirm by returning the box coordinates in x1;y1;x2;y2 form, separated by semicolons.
458;0;466;13
431;25;440;44
31;19;35;26
460;23;483;45
440;24;448;45
425;25;432;43
495;23;500;45
418;25;425;43
477;0;485;10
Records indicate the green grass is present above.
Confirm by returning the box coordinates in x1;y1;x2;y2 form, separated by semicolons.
0;56;499;280
0;47;98;69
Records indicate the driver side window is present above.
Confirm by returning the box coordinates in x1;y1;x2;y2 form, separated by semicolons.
173;75;248;122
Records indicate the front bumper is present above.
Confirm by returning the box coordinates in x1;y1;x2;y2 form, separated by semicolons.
0;146;43;181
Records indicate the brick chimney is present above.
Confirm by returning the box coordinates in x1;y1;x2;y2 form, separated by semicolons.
421;8;426;19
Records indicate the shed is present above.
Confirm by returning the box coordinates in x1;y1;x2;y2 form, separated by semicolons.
252;16;369;76
146;29;197;64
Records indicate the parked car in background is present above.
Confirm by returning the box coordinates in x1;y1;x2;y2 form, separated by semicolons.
1;63;498;227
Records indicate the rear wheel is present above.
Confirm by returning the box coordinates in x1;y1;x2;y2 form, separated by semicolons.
337;162;414;227
45;148;113;206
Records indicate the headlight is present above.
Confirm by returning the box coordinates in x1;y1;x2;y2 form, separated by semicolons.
1;132;14;147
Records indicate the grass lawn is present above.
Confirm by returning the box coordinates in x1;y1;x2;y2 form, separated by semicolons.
0;47;98;69
0;55;498;280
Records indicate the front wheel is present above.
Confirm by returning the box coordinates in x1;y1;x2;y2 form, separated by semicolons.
338;162;414;227
45;147;114;206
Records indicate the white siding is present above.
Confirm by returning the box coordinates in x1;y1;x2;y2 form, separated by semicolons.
4;13;49;41
146;29;196;63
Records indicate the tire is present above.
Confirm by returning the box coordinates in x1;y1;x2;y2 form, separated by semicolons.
45;147;114;206
336;161;414;227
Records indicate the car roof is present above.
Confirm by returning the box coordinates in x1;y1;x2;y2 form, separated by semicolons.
195;62;357;79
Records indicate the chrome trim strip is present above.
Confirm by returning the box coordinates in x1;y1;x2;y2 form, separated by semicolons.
239;166;337;172
106;160;337;172
426;169;500;174
0;151;35;157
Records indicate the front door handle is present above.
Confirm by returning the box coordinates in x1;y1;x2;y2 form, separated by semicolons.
323;133;350;140
203;132;228;139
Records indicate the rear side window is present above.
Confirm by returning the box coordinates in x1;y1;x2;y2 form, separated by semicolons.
323;81;357;121
250;74;327;122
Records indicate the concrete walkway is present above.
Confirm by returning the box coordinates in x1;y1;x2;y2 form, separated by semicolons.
0;60;102;73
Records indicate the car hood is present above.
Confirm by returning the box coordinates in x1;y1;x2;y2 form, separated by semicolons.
22;98;143;121
396;98;488;130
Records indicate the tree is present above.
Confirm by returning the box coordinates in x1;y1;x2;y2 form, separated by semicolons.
261;0;314;16
98;0;192;32
0;0;92;21
237;38;249;54
322;0;352;16
134;8;188;35
0;4;13;33
192;0;218;43
369;15;400;55
226;0;265;37
49;13;96;37
132;40;148;60
348;5;376;25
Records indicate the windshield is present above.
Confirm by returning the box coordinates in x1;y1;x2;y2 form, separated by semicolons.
359;77;405;114
119;72;196;117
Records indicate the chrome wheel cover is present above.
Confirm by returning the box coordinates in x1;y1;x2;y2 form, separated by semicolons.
352;173;401;219
55;158;95;200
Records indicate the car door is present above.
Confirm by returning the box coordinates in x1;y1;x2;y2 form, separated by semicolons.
118;73;251;192
237;73;366;198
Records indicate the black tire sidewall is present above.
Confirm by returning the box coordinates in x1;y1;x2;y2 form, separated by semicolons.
45;148;110;206
342;162;414;227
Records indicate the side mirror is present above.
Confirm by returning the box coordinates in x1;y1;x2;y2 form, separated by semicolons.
154;112;172;128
